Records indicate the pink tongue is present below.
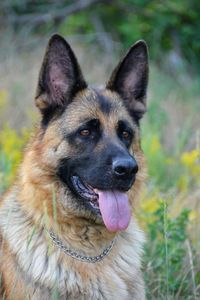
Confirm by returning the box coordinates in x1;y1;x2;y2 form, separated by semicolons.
97;191;131;232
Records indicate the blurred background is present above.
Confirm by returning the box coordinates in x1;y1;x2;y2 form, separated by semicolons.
0;1;199;298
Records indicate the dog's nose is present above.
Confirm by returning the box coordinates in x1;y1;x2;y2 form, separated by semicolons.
112;157;138;178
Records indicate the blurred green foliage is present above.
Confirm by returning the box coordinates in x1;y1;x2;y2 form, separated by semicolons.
1;0;200;71
143;201;199;299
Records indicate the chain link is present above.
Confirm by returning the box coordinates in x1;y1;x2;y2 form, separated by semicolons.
48;230;115;263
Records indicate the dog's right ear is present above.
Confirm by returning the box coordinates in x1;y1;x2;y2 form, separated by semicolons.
106;40;148;122
35;34;87;112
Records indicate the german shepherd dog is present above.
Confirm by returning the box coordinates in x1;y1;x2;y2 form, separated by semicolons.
0;34;148;299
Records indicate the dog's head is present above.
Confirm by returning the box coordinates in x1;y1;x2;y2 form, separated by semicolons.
33;35;148;232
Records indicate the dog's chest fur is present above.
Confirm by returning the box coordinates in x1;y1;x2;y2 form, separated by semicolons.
0;191;145;300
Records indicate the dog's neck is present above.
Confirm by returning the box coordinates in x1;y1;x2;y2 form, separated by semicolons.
0;189;117;261
17;180;116;255
47;229;116;263
51;217;116;254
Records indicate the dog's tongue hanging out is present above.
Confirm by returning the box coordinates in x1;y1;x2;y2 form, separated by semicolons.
97;190;131;232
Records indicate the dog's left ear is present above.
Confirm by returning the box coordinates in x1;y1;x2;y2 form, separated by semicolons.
107;40;148;121
35;34;87;111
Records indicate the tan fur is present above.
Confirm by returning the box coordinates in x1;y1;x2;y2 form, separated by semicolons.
0;62;147;299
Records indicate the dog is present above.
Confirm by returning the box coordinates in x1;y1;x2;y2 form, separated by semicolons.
0;34;148;299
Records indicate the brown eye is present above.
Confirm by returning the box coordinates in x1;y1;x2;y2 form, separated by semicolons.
80;129;90;136
122;131;130;139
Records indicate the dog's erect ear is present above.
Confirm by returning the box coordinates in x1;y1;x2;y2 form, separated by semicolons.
107;40;148;121
35;34;87;110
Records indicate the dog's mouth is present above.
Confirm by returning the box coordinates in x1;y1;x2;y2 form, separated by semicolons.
70;175;132;232
71;175;100;211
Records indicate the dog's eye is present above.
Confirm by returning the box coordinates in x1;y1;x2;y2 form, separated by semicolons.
122;131;131;139
79;129;91;137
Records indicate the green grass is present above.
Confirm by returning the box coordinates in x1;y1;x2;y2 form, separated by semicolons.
142;199;199;299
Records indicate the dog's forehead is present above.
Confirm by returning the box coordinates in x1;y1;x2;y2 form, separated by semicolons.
61;88;133;128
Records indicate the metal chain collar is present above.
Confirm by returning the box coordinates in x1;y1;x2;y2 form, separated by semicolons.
48;230;115;263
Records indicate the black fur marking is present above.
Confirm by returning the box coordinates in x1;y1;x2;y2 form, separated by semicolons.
57;158;71;186
66;118;101;148
95;91;112;114
43;251;49;275
117;120;134;148
41;105;65;128
119;254;130;266
97;278;106;299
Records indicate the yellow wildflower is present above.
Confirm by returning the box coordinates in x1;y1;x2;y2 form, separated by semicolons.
181;150;200;168
141;196;160;214
149;135;161;154
189;210;197;222
178;175;188;192
0;89;8;110
0;125;29;184
181;150;200;179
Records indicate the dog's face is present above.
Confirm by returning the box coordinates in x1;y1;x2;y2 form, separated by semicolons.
34;35;148;232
